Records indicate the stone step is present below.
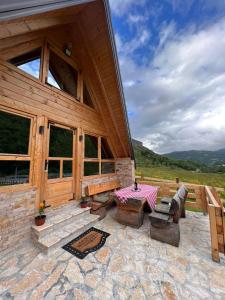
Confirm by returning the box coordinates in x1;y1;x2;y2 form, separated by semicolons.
34;214;100;254
32;207;91;239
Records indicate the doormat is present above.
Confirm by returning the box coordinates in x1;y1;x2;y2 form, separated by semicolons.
62;227;110;259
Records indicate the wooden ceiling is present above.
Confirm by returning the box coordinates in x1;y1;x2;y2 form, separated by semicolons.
0;0;133;159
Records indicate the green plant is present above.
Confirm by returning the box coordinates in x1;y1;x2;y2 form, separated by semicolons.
80;196;87;203
39;201;46;216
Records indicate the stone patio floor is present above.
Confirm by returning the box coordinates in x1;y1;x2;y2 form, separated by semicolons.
0;210;225;300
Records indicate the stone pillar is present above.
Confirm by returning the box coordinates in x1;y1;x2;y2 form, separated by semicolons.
115;158;135;187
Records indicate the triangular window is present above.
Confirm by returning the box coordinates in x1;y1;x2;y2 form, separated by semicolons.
47;50;78;98
83;83;94;108
8;48;41;79
101;138;114;159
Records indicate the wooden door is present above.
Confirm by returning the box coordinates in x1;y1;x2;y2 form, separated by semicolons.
44;122;76;207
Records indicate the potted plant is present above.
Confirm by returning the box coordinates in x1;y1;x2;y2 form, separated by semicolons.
80;196;88;208
35;201;46;226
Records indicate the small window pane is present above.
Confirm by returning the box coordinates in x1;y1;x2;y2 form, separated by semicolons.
101;138;113;159
63;161;72;178
47;50;78;98
48;160;60;179
101;162;115;174
0;110;31;155
85;135;98;158
83;83;94;108
8;48;41;79
49;126;73;158
0;161;30;186
84;162;99;176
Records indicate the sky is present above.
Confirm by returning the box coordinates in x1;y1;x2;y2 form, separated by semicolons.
109;0;225;154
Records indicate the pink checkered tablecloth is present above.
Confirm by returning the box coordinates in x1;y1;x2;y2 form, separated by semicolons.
115;184;159;209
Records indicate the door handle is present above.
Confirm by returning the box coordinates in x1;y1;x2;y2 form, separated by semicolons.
45;160;48;171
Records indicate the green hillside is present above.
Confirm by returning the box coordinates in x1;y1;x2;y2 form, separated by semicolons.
132;139;208;172
165;149;225;167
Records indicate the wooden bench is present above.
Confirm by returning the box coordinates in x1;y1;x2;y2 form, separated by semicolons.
149;185;188;247
86;180;120;219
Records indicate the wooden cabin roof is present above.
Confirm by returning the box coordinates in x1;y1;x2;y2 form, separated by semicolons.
0;0;134;159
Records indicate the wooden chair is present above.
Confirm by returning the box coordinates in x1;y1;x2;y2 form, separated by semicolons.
115;197;146;228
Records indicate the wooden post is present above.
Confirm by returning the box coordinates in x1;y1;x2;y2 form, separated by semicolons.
201;186;208;214
208;204;220;262
33;115;45;209
40;40;49;83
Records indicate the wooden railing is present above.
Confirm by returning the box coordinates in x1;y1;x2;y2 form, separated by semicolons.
205;186;225;262
136;176;225;262
136;176;207;213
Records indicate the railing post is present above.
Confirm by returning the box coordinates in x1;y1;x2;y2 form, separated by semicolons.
201;186;208;215
208;204;220;262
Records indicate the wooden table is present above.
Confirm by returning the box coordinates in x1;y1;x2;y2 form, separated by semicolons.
114;184;159;228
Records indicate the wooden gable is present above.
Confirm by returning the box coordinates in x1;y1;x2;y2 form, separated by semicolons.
0;0;133;159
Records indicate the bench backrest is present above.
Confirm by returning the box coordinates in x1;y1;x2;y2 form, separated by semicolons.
87;180;120;196
173;185;188;205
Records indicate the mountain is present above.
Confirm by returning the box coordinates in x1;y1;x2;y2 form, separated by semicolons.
132;139;208;172
164;149;225;166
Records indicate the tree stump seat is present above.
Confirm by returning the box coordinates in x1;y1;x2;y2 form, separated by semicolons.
150;223;180;247
149;211;171;228
115;197;146;228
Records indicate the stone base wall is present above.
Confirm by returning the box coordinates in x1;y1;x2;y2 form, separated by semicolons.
0;188;36;254
115;158;135;187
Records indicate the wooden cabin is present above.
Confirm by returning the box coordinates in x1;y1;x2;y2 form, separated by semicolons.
0;0;134;252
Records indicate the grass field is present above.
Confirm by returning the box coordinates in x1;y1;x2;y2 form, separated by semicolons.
136;166;225;188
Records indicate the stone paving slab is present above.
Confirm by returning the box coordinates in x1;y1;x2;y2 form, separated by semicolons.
0;210;225;300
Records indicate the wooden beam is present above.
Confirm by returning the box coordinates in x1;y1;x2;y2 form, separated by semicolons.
40;39;49;83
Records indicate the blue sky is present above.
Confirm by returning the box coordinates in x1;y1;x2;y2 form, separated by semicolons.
109;0;225;153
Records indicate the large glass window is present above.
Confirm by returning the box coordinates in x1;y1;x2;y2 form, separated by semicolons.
47;50;78;98
101;138;113;159
8;48;41;79
84;162;99;176
83;83;94;108
85;135;98;158
0;161;30;186
83;135;115;176
0;110;31;155
0;109;33;186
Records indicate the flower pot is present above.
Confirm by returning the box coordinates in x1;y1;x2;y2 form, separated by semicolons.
35;215;46;226
80;202;88;208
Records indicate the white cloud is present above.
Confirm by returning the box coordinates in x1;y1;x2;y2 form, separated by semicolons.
115;29;151;57
116;18;225;153
109;0;146;16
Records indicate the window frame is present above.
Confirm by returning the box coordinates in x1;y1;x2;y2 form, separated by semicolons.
83;133;115;178
46;122;75;182
3;39;97;110
0;107;36;189
45;44;81;101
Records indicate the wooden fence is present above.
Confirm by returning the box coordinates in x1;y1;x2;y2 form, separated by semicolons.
205;186;225;262
136;176;225;262
136;176;207;213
